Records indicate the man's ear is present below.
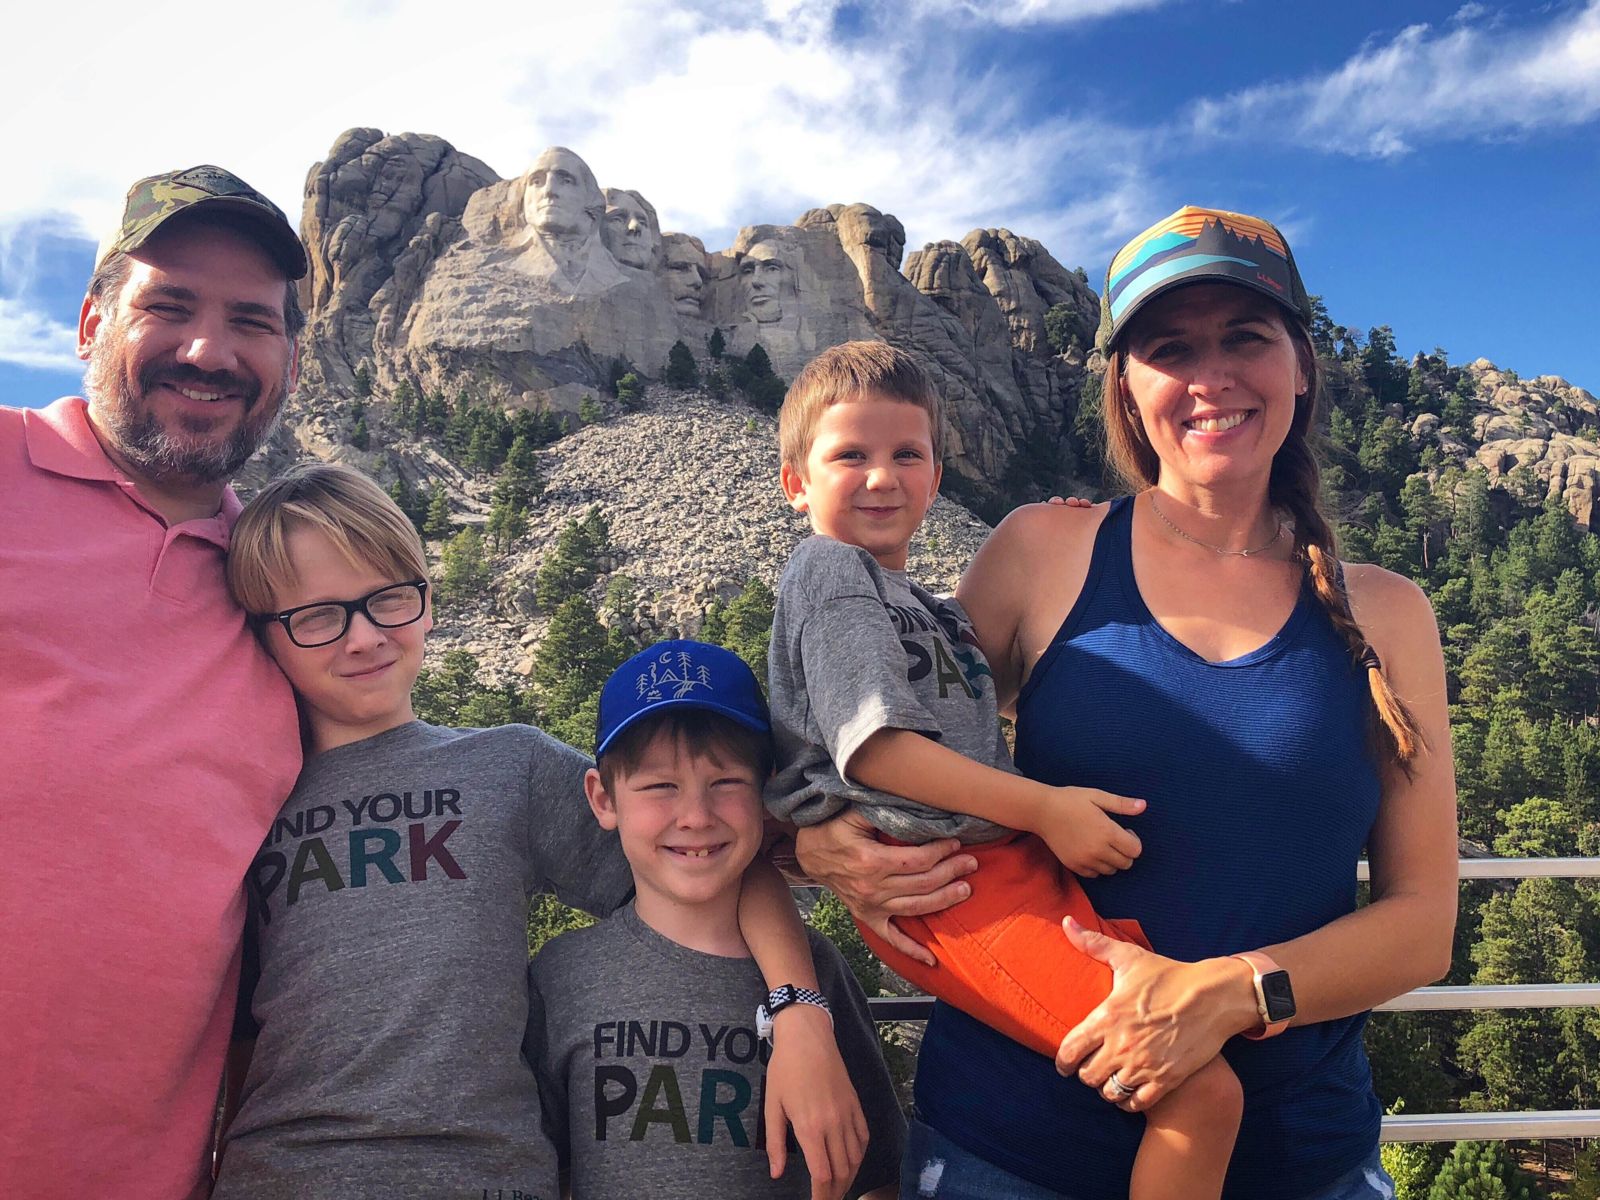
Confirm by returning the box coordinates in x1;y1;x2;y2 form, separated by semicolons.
288;338;301;394
779;461;808;513
77;294;102;361
584;767;619;831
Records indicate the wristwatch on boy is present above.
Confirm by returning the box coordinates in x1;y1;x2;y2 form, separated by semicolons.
756;984;832;1043
1230;951;1296;1040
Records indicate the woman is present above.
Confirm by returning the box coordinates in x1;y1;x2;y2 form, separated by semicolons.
794;206;1458;1199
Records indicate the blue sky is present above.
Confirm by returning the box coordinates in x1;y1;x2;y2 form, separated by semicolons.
2;0;1596;408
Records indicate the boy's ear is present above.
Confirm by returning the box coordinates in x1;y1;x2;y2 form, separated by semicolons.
779;461;809;513
584;767;619;831
930;460;943;500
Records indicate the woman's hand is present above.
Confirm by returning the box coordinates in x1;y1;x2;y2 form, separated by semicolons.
793;811;977;966
1054;917;1257;1112
763;1005;868;1200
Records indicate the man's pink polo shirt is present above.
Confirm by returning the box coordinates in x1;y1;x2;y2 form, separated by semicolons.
0;398;300;1199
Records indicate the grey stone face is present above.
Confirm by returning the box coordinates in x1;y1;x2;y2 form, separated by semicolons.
660;233;708;316
601;188;661;271
740;240;794;324
523;147;602;240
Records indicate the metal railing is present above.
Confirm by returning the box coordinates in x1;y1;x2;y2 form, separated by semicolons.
864;856;1600;1144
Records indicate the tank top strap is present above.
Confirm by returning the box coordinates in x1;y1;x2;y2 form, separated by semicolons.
1016;495;1138;710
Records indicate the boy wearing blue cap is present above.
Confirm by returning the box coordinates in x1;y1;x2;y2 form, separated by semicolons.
525;640;904;1200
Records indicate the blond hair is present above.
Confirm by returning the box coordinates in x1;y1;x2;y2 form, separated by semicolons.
228;462;427;615
779;340;944;472
1101;314;1423;772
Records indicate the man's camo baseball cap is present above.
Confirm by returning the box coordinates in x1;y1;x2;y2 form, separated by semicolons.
96;165;307;279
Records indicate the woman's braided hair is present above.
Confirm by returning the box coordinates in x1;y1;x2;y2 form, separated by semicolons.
1099;314;1423;772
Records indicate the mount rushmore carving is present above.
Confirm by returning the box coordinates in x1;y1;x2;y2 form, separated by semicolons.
296;128;1101;507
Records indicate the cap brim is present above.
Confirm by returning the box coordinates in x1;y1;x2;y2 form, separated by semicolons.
595;697;771;759
1109;272;1302;351
108;195;308;280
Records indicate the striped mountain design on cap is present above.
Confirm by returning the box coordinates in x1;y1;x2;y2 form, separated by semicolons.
1097;205;1310;351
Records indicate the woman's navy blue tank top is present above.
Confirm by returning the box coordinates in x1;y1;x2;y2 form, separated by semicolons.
914;496;1384;1200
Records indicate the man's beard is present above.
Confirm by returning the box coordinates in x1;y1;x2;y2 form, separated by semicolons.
84;321;287;486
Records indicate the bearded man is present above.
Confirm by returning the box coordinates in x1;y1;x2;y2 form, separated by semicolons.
0;166;306;1199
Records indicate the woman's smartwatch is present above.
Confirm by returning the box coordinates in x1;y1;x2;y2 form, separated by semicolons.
1230;951;1296;1039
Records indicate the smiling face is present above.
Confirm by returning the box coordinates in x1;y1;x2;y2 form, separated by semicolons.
79;218;296;489
781;394;942;571
586;727;766;939
258;524;432;753
1118;282;1307;495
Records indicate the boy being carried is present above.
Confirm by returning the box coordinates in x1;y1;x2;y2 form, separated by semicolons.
526;640;904;1200
765;342;1242;1200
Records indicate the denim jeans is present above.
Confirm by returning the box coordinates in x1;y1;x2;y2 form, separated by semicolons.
898;1118;1397;1200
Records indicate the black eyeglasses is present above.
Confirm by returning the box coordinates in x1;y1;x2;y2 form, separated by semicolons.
254;580;429;648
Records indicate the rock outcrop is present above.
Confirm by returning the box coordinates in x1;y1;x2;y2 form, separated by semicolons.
1461;362;1600;527
296;130;1097;511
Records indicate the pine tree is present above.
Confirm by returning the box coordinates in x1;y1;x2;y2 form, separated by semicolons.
664;340;699;389
615;372;644;411
393;379;417;431
533;595;622;747
536;509;610;610
423;488;454;540
707;328;726;360
1425;1141;1540;1200
437;527;489;607
578;393;603;425
354;363;373;398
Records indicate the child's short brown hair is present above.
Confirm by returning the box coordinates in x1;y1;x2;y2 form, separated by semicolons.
596;709;774;798
228;462;428;614
778;340;944;473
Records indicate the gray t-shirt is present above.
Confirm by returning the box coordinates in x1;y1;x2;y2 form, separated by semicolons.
217;720;634;1200
526;905;905;1199
766;534;1015;842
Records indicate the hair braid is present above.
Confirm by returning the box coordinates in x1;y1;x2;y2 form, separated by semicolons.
1101;320;1423;772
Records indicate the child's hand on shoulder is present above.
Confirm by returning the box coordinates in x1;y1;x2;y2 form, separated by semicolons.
764;1004;867;1200
1034;785;1146;877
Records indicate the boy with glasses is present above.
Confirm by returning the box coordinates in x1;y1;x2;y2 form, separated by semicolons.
216;462;867;1199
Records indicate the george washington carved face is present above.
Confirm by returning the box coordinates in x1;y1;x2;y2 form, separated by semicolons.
522;147;603;240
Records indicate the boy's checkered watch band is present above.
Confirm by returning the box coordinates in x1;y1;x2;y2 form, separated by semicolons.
756;984;832;1041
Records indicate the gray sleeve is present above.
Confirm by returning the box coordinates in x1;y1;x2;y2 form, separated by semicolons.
797;594;944;779
523;961;571;1169
809;933;906;1197
522;729;634;917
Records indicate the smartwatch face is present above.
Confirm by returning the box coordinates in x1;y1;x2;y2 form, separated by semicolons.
1261;970;1297;1022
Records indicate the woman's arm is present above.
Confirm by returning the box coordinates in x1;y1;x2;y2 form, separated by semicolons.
1058;567;1458;1109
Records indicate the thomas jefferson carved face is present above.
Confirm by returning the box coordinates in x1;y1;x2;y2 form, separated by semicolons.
601;189;660;270
660;235;707;315
740;241;794;324
522;147;602;240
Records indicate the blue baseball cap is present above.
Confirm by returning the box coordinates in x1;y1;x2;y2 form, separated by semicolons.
595;640;770;758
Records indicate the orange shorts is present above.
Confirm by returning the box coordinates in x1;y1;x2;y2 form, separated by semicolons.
857;832;1150;1059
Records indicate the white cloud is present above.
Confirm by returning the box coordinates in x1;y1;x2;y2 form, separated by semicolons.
902;0;1173;26
0;299;81;372
0;0;1151;284
1193;0;1600;156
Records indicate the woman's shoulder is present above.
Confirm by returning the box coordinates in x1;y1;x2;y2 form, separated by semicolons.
982;498;1113;560
1340;561;1442;670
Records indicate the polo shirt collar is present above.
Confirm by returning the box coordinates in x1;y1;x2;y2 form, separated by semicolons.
25;396;243;540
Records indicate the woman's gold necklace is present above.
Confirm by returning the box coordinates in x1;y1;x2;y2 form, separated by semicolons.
1148;494;1286;557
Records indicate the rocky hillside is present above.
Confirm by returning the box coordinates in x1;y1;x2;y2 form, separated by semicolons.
243;382;993;682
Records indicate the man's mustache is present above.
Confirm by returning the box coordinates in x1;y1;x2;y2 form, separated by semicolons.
140;363;262;409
